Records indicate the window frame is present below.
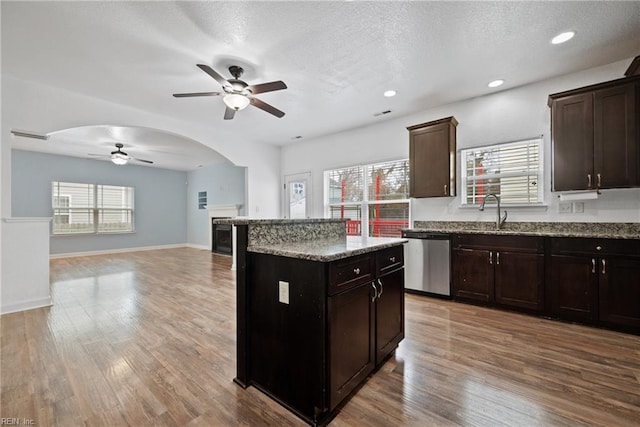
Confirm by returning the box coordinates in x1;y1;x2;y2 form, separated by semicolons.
460;136;544;207
52;181;135;236
324;159;410;237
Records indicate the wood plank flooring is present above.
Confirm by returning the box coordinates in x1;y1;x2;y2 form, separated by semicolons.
1;247;639;426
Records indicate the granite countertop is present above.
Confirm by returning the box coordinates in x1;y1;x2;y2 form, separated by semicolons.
212;218;346;225
406;221;640;239
248;236;407;262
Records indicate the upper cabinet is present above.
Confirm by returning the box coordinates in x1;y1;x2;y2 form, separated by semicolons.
548;76;640;192
407;116;457;198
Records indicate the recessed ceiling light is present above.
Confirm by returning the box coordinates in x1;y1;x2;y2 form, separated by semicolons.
383;90;396;97
488;79;504;88
551;31;575;45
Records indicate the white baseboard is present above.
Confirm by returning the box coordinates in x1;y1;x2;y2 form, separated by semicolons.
185;243;209;250
1;297;53;316
49;243;204;259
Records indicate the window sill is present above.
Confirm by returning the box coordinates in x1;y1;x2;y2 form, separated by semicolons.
52;231;136;237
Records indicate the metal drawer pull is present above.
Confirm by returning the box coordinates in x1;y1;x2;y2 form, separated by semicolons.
489;251;493;264
444;184;448;195
496;252;500;265
596;245;602;251
587;174;592;188
354;267;361;275
390;256;396;263
601;259;606;275
591;258;596;274
371;282;377;302
377;278;384;298
597;173;601;188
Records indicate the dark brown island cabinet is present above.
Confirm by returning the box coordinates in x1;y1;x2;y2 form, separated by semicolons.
240;242;405;426
548;74;640;192
451;234;545;312
408;116;457;198
548;237;640;330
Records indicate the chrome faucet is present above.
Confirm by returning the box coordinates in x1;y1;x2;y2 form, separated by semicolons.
479;193;508;229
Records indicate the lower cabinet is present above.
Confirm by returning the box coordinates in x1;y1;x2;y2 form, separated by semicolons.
549;238;640;329
247;244;405;425
451;234;544;311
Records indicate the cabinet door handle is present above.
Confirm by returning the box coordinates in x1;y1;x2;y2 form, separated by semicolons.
601;259;606;275
377;278;384;298
597;173;602;188
390;256;396;263
496;252;500;265
444;184;448;195
591;258;596;274
371;282;378;302
587;174;592;188
354;267;361;275
489;251;493;264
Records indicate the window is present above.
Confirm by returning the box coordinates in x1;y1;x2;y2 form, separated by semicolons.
461;137;543;206
52;181;134;235
325;159;409;237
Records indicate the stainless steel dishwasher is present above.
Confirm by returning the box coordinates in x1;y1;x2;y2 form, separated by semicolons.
401;230;451;297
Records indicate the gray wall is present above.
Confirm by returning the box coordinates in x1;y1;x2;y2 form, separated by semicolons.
187;163;246;248
12;150;188;254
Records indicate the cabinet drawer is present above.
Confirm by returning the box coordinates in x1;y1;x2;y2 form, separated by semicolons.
376;245;404;275
329;254;374;295
550;237;640;256
454;234;544;253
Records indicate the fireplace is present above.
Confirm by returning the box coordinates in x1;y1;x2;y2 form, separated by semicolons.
212;222;233;255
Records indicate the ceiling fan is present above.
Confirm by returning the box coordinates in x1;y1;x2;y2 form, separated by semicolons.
173;64;287;120
89;143;154;166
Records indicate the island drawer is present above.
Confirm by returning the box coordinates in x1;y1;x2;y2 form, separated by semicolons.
376;245;404;275
329;254;375;295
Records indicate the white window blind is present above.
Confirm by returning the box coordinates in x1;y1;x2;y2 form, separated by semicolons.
52;181;134;235
461;137;543;206
325;159;409;237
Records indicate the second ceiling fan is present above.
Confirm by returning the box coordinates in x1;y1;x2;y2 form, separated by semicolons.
173;64;287;120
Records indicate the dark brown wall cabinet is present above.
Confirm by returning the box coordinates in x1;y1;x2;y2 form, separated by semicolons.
247;245;404;425
549;76;640;191
451;234;544;311
408;116;457;198
548;238;640;330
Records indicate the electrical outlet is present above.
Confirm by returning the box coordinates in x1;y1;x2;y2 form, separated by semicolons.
278;281;289;304
573;202;584;213
558;202;572;213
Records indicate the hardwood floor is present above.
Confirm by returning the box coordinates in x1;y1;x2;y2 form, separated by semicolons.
1;247;639;426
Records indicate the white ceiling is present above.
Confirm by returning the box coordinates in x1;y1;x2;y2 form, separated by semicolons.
3;1;640;170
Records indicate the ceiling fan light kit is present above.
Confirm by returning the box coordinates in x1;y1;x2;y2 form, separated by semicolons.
111;152;129;165
223;93;250;111
173;64;287;120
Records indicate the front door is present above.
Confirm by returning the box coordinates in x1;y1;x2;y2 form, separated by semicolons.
284;173;311;219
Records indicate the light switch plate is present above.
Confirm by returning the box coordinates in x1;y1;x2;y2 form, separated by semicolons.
573;202;584;213
558;202;572;213
278;281;289;304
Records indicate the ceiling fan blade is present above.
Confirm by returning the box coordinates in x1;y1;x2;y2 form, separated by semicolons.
132;157;154;164
197;64;229;87
173;92;221;98
248;80;287;95
88;153;110;158
249;97;285;118
224;107;236;120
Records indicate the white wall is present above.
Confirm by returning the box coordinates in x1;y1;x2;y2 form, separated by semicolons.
281;58;640;223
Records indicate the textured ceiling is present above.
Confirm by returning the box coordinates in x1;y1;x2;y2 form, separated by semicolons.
3;1;640;170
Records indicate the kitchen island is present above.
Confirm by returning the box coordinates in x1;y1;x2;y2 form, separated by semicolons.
212;218;407;426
